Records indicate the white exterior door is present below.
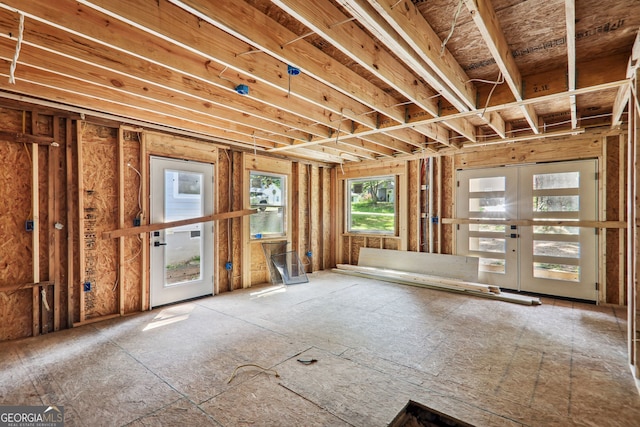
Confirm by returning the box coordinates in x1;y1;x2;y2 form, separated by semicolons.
150;157;214;308
456;160;598;301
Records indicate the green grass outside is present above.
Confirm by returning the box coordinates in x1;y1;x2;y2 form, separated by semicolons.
351;201;395;231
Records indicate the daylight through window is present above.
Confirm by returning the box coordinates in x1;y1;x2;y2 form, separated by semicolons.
250;172;286;238
347;176;396;234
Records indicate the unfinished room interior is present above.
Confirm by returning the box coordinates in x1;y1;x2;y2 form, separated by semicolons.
1;0;640;425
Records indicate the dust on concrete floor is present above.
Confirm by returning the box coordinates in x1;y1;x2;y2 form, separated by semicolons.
1;271;638;426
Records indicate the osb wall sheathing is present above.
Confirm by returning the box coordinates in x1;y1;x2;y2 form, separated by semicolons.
80;123;118;319
0;108;73;340
0;111;35;340
606;134;627;305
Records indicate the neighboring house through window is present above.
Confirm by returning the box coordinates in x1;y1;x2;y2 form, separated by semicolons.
250;171;286;238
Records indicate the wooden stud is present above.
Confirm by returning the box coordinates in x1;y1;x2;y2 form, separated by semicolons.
117;127;125;316
565;0;578;129
66;118;74;326
51;118;60;331
331;167;339;267
399;165;408;251
77;120;85;324
599;135;607;303
619;133;626;306
140;131;149;310
627;72;636;373
633;68;640;378
31;111;40;337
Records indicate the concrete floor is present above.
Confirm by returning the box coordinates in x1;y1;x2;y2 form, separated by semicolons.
1;271;639;426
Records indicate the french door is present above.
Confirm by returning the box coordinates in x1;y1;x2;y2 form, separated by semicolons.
150;157;214;308
456;159;598;301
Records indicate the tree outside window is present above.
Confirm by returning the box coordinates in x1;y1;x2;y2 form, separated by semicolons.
250;172;286;238
347;176;396;234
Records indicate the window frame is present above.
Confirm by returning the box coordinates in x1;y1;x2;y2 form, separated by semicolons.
249;171;287;239
345;175;397;235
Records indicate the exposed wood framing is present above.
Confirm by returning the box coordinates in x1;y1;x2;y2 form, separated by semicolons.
65;117;74;326
51;118;61;331
31;112;39;337
0;281;53;294
565;0;578;129
140;131;148;310
77;121;85;323
117;127;125;315
463;0;539;134
620;134;626;306
600;135;607;303
102;209;257;239
631;68;640;380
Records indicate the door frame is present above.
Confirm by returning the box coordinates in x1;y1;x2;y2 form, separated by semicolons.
149;156;215;308
455;159;599;301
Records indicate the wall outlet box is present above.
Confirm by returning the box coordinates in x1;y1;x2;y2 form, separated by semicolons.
225;262;233;271
133;217;141;227
25;220;34;232
83;281;91;292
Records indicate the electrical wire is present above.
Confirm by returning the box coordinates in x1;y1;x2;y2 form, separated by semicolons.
9;12;24;84
479;72;503;118
127;162;143;216
226;364;279;384
441;0;464;57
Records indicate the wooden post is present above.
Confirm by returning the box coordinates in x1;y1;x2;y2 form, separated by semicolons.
31;112;40;337
330;166;338;268
66;118;75;326
399;164;408;251
599;136;607;304
140;131;149;310
628;71;638;375
633;69;640;379
77;121;85;323
48;117;61;332
117;127;125;315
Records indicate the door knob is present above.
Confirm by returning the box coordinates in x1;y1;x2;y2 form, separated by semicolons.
154;241;167;247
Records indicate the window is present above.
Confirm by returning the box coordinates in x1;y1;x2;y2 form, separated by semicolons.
250;171;286;238
347;176;396;234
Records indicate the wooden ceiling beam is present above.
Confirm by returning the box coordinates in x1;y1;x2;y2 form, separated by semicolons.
271;77;626;152
1;0;380;138
274;0;480;147
163;0;406;124
0;9;337;141
341;0;475;112
334;138;396;158
612;29;640;128
288;147;349;163
312;142;377;161
336;0;486;143
0;64;288;150
463;0;540;134
0;37;324;145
